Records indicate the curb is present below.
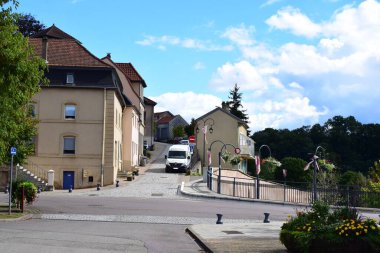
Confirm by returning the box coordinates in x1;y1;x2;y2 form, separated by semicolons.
186;226;213;253
0;213;33;222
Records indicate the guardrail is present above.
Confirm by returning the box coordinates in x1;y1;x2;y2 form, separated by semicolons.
207;170;380;208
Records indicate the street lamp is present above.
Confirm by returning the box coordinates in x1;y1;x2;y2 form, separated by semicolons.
195;118;214;171
256;144;272;199
305;145;325;202
208;140;240;194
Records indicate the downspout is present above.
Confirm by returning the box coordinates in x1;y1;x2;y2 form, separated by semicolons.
101;88;106;186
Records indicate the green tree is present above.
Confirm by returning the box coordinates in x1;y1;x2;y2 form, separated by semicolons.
15;13;45;36
0;0;47;165
172;125;185;138
223;83;249;124
276;157;310;183
339;171;366;187
184;118;196;137
368;160;380;183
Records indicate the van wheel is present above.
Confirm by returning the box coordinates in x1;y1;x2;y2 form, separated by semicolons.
165;167;170;173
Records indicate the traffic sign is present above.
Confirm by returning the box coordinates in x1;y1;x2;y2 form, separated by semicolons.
189;135;195;143
10;147;16;155
234;148;241;154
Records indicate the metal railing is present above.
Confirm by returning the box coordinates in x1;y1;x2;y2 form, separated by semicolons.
20;162;49;182
207;170;380;208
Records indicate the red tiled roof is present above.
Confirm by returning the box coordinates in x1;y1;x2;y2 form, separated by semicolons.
144;97;157;106
29;25;110;68
115;63;146;87
158;115;174;124
31;24;78;41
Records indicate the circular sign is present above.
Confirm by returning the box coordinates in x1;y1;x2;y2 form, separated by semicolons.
234;148;241;154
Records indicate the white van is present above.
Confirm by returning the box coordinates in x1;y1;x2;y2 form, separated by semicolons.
165;144;191;173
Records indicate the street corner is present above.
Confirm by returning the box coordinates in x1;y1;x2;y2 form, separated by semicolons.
186;223;287;253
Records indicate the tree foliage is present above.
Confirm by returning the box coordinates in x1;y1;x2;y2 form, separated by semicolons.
223;83;249;124
0;0;47;165
172;125;185;138
15;13;45;37
184;118;196;137
252;116;380;175
276;157;310;183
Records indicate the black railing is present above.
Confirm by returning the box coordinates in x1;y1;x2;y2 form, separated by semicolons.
206;172;380;208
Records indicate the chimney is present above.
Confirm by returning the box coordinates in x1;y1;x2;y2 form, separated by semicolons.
221;101;229;110
42;36;48;63
106;53;111;59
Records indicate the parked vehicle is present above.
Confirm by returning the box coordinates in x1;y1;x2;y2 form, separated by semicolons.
179;139;189;145
165;144;191;173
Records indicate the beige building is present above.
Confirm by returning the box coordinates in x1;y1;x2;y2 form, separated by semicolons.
195;107;255;173
27;25;151;189
143;97;157;148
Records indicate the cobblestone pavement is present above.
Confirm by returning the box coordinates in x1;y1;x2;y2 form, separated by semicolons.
37;142;190;199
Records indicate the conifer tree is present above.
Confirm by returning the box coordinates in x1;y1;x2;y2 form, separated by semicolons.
224;83;250;124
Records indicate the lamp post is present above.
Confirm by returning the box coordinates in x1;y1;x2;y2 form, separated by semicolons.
196;118;214;171
208;140;240;194
312;146;324;202
256;145;271;199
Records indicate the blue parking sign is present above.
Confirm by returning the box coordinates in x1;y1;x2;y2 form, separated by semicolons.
10;147;16;155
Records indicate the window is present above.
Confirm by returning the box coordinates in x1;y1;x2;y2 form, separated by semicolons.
63;136;75;154
65;105;76;119
66;73;74;84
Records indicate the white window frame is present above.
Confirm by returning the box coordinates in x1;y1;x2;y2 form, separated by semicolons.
66;73;74;84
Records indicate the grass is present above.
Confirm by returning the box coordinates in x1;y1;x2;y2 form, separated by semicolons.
0;204;25;219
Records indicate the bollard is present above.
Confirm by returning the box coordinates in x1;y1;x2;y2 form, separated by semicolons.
4;186;8;194
216;214;223;224
97;184;100;191
116;180;119;187
263;212;270;223
69;185;72;193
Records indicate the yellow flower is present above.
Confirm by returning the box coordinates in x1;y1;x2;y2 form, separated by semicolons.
371;226;376;230
356;232;359;236
345;227;348;230
346;234;348;236
341;230;344;234
364;229;368;233
308;227;311;232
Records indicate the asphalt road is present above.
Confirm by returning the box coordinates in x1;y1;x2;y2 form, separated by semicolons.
0;219;203;253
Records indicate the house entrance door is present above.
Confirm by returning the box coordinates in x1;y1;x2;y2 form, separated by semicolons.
63;171;74;189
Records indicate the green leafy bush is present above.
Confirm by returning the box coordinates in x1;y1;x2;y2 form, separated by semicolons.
12;180;38;204
276;157;310;183
280;201;380;253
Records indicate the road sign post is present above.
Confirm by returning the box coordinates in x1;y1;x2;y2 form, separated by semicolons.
9;147;16;214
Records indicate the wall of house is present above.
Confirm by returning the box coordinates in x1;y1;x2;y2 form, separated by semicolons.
196;110;240;169
113;93;123;183
144;104;154;147
122;107;139;171
28;88;119;189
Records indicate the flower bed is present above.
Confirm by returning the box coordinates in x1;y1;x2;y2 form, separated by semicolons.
280;201;380;253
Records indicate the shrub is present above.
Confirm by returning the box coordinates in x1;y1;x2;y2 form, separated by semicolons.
280;201;380;253
340;171;366;187
12;180;38;204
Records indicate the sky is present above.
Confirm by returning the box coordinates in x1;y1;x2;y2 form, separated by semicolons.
15;0;380;133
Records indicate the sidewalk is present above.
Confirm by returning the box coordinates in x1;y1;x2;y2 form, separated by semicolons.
181;179;287;253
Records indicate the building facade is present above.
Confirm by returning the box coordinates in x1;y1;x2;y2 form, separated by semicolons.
27;25;151;189
195;107;255;173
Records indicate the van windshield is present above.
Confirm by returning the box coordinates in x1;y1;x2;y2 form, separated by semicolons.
168;150;186;159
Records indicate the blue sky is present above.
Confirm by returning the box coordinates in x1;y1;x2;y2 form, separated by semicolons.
17;0;380;132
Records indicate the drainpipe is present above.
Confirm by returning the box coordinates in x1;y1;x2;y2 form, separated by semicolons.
101;89;106;186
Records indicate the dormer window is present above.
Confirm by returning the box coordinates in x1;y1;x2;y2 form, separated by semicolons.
66;73;74;84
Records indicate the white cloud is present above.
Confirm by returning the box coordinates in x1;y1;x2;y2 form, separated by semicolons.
209;61;267;92
289;82;303;89
221;24;255;46
150;92;222;122
266;7;322;38
194;62;205;70
136;35;234;52
260;0;282;8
